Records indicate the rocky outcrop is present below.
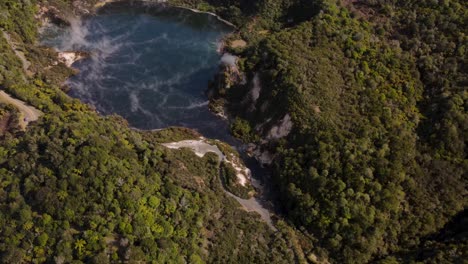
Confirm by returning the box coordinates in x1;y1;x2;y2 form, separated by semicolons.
267;114;293;140
250;73;261;104
240;73;262;112
161;138;251;187
57;51;89;67
36;5;71;26
207;53;246;118
219;53;246;87
161;137;276;230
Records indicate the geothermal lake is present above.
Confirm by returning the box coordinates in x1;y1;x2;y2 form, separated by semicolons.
41;2;233;140
41;1;277;220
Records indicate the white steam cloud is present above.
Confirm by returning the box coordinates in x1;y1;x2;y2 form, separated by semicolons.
220;53;237;66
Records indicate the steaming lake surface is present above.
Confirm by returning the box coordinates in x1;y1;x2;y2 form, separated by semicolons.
41;2;278;220
41;3;232;139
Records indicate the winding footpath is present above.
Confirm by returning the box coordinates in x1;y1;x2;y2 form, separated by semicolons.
2;31;32;77
162;139;277;231
0;91;42;129
1;31;42;129
46;0;275;230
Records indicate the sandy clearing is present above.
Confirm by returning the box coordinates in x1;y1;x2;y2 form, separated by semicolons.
230;39;247;48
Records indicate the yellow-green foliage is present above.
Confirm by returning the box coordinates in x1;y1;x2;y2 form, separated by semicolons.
0;0;38;43
0;1;303;263
0;0;465;262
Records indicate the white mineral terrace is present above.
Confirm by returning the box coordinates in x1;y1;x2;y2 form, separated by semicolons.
57;51;86;67
162;139;249;186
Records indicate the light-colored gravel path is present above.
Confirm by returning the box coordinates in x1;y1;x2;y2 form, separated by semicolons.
0;91;42;129
162;139;276;230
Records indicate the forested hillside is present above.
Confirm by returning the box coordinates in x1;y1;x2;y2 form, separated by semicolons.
188;0;467;262
0;0;466;263
0;0;306;262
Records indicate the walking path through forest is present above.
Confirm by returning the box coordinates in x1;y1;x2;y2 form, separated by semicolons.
2;30;32;77
162;139;277;230
0;91;42;129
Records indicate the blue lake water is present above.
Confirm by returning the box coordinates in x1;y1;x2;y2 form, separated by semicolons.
40;1;278;216
41;2;233;140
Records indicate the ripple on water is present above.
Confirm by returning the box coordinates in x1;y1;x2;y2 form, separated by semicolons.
41;2;232;140
40;2;279;228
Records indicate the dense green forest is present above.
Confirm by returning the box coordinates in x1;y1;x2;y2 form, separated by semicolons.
195;0;467;263
0;0;309;263
0;0;466;263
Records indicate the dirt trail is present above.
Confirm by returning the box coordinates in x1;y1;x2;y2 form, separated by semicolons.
162;139;277;230
0;91;42;129
223;191;277;231
1;30;42;128
2;31;32;77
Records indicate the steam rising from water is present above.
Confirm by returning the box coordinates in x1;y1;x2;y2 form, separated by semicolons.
41;3;233;139
221;53;237;66
62;18;90;50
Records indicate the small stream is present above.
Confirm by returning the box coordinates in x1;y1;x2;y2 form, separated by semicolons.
40;1;277;228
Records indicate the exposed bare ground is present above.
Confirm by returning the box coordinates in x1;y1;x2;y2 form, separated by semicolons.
0;91;42;130
2;31;32;77
230;39;247;48
162;139;277;230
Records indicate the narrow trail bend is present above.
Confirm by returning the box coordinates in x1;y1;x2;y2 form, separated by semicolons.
0;91;42;129
162;139;277;231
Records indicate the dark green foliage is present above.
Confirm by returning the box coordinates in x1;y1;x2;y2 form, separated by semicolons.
0;33;24;86
0;103;21;134
378;210;468;264
142;126;202;143
219;161;253;199
0;1;304;262
0;0;465;263
230;117;257;142
0;107;298;262
199;0;467;263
